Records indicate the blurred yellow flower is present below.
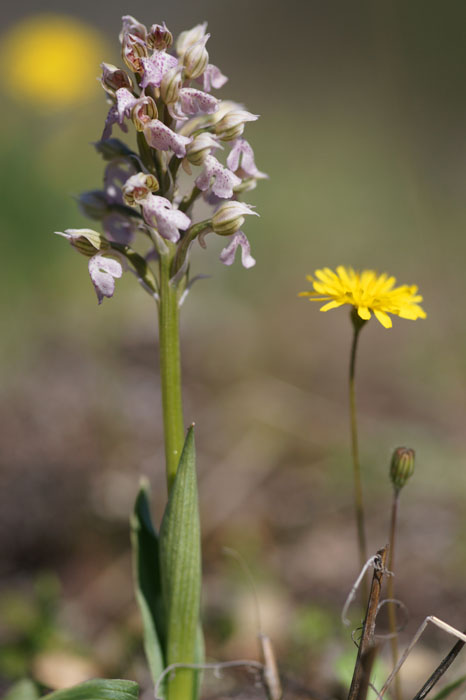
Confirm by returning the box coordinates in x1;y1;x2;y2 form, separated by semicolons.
300;265;426;328
0;14;106;109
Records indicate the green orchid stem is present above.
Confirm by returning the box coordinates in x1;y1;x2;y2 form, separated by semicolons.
137;131;159;181
349;310;368;601
171;220;212;278
158;250;185;493
179;186;201;214
387;489;402;700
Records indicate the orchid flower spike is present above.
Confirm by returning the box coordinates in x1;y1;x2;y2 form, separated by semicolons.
58;13;266;306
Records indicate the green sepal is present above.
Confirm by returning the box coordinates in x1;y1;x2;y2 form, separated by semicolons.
130;480;166;691
43;679;138;700
159;426;202;700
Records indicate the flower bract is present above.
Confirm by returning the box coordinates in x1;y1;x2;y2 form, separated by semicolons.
300;266;426;329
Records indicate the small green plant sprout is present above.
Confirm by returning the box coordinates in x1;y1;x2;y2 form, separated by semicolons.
56;12;266;700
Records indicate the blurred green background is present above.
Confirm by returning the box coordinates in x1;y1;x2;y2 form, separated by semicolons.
1;0;466;696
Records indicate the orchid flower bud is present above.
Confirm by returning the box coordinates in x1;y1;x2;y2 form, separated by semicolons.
119;15;147;43
55;229;110;257
212;201;258;235
183;35;209;80
122;32;149;73
161;65;183;105
148;22;173;50
176;22;208;55
100;63;133;96
215;109;259;141
186;132;220;166
131;95;158;131
122;172;159;205
390;447;415;492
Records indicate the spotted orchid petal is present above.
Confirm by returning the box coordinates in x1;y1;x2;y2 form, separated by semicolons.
116;87;138;121
195;154;241;199
102;104;128;140
143;119;192;158
88;254;123;304
219;231;256;268
199;63;228;92
226;138;268;179
102;88;139;140
179;88;219;116
169;87;219;120
141;194;191;242
140;50;178;88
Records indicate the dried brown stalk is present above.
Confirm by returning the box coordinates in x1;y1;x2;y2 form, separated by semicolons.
347;546;388;700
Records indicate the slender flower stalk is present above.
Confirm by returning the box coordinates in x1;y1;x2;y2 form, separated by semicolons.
387;489;401;700
387;447;416;700
158;247;185;492
301;266;425;605
349;310;368;580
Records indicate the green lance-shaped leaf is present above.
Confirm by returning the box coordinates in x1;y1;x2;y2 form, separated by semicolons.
4;680;39;700
191;623;205;700
159;426;202;700
43;679;139;700
130;480;166;690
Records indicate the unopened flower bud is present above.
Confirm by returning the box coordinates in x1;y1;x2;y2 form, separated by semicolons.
77;191;110;219
55;229;110;257
148;22;173;50
100;63;133;96
212;201;258;235
183;35;209;80
161;66;183;105
122;32;149;73
215;109;259;141
119;15;147;43
122;172;159;206
390;447;415;491
131;96;158;131
186;133;220;166
176;22;208;55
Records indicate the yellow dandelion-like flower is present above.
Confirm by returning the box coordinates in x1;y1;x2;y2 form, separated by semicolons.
299;265;426;329
0;14;106;109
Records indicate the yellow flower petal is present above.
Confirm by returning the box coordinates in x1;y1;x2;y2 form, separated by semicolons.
357;306;371;320
320;300;345;312
302;266;426;329
374;309;392;328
